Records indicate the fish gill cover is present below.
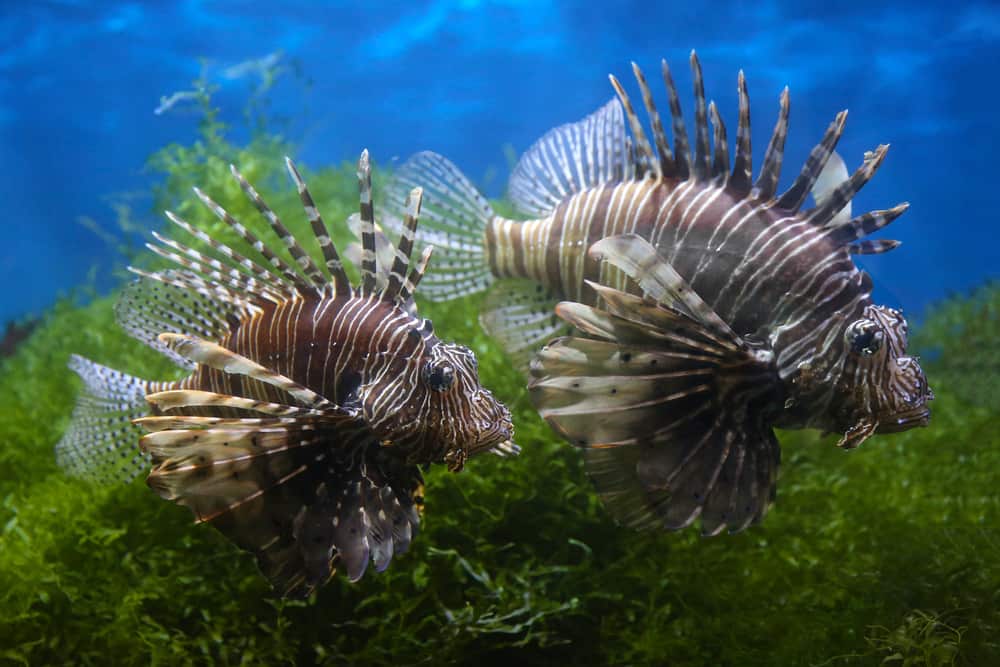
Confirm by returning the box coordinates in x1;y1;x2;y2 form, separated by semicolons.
1;2;999;666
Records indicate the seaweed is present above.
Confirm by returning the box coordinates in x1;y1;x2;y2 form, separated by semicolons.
1;95;998;667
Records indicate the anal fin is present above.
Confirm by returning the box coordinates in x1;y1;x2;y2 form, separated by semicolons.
479;278;566;375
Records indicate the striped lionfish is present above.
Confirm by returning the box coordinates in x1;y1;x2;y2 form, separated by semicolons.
55;151;515;597
384;52;932;534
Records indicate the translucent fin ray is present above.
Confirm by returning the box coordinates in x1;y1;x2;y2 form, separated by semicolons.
479;278;565;374
529;236;781;535
385;151;494;301
508;97;629;215
55;355;153;484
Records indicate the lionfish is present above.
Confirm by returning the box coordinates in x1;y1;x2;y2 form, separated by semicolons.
384;52;932;534
55;151;515;597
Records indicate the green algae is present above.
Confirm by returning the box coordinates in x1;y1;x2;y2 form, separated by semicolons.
1;103;998;667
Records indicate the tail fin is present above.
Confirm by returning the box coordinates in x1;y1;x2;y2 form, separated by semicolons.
385;151;495;301
55;355;154;484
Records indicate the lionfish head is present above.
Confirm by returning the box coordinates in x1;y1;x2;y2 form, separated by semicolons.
368;339;514;470
835;304;932;448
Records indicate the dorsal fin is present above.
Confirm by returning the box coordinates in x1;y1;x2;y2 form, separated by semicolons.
383;187;423;304
507;98;628;217
775;110;848;210
400;246;434;304
230;164;328;292
161;210;293;299
708;101;730;182
609;74;660;180
625;63;670;179
284;158;351;296
730;70;753;194
808;145;889;228
193;186;310;293
824;202;909;248
144;230;285;304
754;87;790;200
356;150;378;297
848;239;901;255
660;58;691;180
689;51;711;181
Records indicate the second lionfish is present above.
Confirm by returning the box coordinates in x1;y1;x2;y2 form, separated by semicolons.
385;51;932;534
55;151;515;597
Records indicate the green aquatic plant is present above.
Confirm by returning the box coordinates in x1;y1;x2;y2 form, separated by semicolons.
2;96;999;665
911;281;999;409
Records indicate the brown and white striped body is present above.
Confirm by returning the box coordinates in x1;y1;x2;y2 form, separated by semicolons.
388;52;932;533
484;177;881;433
56;151;515;596
168;293;499;464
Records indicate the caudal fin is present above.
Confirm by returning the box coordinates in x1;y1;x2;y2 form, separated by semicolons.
385;151;495;301
55;355;154;484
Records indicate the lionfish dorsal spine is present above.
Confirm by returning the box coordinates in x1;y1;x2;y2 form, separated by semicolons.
754;86;790;200
356;149;379;297
609;69;661;179
144;229;282;306
399;245;434;304
774;109;848;211
708;100;730;182
284;156;352;296
807;144;890;228
660;58;692;180
383;186;424;304
229;163;330;292
824;202;910;248
730;70;753;194
133;148;434;317
161;209;293;301
190;185;312;295
689;51;711;181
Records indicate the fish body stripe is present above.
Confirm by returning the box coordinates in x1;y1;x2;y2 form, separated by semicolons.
485;178;871;389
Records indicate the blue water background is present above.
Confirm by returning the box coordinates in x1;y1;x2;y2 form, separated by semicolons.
1;1;997;325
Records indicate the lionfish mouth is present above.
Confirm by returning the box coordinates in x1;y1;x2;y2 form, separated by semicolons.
875;405;932;433
479;403;517;456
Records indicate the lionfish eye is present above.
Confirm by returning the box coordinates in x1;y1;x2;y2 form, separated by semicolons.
425;363;455;391
846;318;884;356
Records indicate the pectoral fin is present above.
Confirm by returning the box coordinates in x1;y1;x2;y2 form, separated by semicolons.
529;235;782;534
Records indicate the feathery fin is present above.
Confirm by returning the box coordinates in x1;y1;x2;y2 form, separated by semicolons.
529;235;780;534
509;97;628;215
479;278;566;375
55;355;153;484
158;333;337;411
384;151;494;301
